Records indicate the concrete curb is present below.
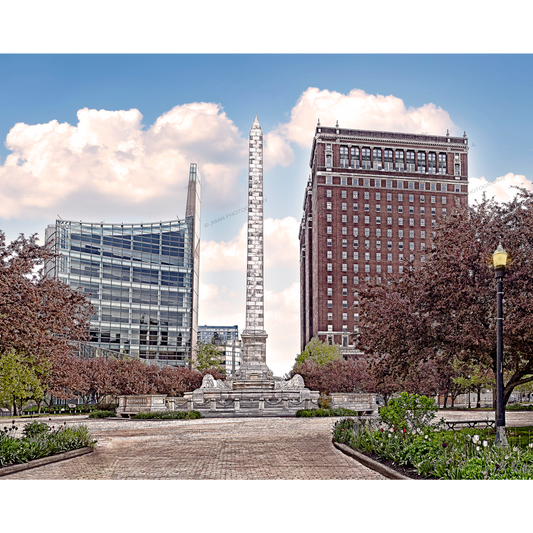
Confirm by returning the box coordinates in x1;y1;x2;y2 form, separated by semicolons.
333;441;413;480
0;447;94;478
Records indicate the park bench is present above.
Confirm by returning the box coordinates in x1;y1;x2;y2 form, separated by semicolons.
445;420;495;430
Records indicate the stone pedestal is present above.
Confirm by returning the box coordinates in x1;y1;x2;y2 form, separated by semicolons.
116;394;168;418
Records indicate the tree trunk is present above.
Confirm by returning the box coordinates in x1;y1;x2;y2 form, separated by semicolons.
13;397;17;416
476;387;481;409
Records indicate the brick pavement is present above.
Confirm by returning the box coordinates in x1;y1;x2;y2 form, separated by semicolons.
0;417;387;480
3;410;533;481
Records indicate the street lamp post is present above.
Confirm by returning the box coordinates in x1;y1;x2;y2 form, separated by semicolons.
492;244;508;446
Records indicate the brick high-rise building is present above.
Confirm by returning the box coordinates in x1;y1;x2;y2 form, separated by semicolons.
299;123;469;357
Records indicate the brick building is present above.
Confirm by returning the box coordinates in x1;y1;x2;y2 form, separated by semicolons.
299;123;469;357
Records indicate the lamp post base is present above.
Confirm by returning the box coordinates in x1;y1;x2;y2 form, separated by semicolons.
494;425;508;447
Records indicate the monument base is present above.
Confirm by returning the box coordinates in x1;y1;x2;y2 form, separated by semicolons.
168;373;320;418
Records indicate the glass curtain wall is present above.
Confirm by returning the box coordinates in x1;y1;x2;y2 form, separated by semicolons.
45;219;194;365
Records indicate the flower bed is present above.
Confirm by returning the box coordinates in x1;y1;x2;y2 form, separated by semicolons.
332;392;533;480
0;420;97;467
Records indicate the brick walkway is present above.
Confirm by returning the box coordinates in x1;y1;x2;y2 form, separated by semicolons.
3;410;532;481
0;417;387;480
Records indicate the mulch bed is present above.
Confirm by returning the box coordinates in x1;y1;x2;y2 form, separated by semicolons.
361;451;439;480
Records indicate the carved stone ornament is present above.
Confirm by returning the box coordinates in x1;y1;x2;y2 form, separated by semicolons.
200;374;231;389
275;374;306;390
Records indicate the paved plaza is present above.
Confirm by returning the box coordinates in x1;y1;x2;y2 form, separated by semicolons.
2;410;533;481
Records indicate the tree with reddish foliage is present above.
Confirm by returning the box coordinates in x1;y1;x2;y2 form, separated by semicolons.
358;189;533;406
293;357;373;395
0;232;92;400
80;357;120;406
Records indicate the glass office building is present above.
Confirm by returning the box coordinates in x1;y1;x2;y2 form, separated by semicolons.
45;164;201;366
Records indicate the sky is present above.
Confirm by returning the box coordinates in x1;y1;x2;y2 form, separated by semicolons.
1;52;532;376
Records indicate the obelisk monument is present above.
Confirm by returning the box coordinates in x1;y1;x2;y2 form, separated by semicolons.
235;116;274;387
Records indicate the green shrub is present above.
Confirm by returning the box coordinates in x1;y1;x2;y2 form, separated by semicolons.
0;423;97;467
378;392;440;432
88;410;116;419
506;404;533;411
130;411;201;420
22;421;51;439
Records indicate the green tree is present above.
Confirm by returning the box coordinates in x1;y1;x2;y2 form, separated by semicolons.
294;337;342;369
193;342;226;373
0;349;45;415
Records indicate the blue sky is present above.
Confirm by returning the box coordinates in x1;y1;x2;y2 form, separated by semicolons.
1;53;532;375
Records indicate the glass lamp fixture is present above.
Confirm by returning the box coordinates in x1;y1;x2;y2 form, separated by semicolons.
492;244;508;271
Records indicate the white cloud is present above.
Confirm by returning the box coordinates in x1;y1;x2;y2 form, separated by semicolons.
265;87;458;167
0;103;247;221
469;173;533;205
201;216;299;272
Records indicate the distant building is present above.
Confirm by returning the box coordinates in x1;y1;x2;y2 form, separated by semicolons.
45;163;201;367
299;124;469;357
197;325;242;376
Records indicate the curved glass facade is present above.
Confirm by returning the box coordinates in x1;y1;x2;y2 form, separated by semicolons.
46;219;194;364
45;164;201;366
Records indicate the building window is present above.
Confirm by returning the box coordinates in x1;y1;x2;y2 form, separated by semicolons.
353;191;358;199
387;265;393;273
326;189;332;197
373;148;382;170
387;241;393;250
409;194;414;202
409;218;414;226
376;265;382;273
398;229;404;238
328;313;333;321
342;202;347;210
364;228;370;238
342;301;347;309
364;191;370;199
353;252;359;260
420;207;425;215
387;193;392;201
353;227;358;236
342;276;347;284
340;146;349;168
353;203;358;211
387;229;393;237
326;154;332;168
375;192;381;200
409;242;415;251
398;206;404;214
342;251;347;259
431;196;436;204
326;201;332;209
420;195;425;203
327;287;332;296
342;227;347;235
384;149;393;171
361;148;371;169
364;203;370;212
440;183;447;192
375;204;381;212
420;230;426;239
327;250;332;259
421;219;426;227
327;263;332;271
387;253;392;261
364;252;370;261
376;240;381;249
428;153;436;174
376;228;381;237
351;146;360;168
364;216;370;224
386;180;393;188
326;176;332;184
399;266;404;274
442;208;447;215
417;152;426;173
387;205;392;213
376;217;381;225
364;240;370;249
341;190;347;198
342;239;347;247
398;217;404;226
353;240;358;248
395;150;405;172
327;239;332;246
442;196;447;204
327;275;332;283
328;325;333;332
341;177;347;185
430;182;436;191
409;206;414;214
421;255;426;262
341;214;347;223
439;153;447;174
397;181;404;189
327;300;332;308
398;193;403;202
342;264;347;272
409;230;414;238
354;264;359;273
327;214;332;222
455;184;461;193
364;265;370;273
327;226;332;234
353;276;359;285
399;242;404;250
454;163;460;176
387;217;392;225
406;151;415;172
455;197;461;206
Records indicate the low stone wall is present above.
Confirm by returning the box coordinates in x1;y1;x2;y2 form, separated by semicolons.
116;394;168;417
329;393;380;414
